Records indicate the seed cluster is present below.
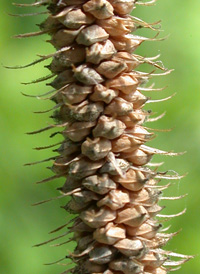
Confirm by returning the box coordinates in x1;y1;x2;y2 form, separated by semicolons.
14;0;191;273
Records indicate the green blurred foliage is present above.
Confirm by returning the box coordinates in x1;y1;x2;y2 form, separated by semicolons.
0;0;200;273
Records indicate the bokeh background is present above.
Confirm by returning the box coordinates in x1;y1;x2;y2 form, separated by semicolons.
0;0;200;273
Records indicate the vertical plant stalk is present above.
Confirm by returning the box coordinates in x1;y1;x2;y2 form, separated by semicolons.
12;0;192;273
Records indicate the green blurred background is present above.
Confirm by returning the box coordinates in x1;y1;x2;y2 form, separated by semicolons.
0;0;200;273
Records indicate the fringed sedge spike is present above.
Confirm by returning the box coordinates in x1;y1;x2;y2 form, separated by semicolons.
13;0;192;273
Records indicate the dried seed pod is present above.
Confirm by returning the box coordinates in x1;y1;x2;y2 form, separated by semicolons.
89;245;117;264
110;34;143;52
74;64;104;85
97;16;135;36
50;69;75;89
129;188;161;206
63;121;96;142
93;115;126;139
40;16;61;33
54;83;93;104
82;137;112;161
90;85;119;104
57;138;81;156
115;205;149;227
80;206;117;228
99;158;130;175
82;174;117;195
68;158;105;179
77;234;94;250
109;0;136;15
76;25;109;46
126;222;162;239
86;40;117;64
122;148;153;166
120;90;148;109
125;125;153;140
113;169;148;191
141;253;166;268
104;97;133;116
112;52;141;71
96;60;127;79
83;0;114;19
109;257;144;274
49;45;86;72
111;134;144;153
56;7;95;29
106;73;139;94
50;27;83;48
97;188;130;210
93;222;126;245
114;238;145;257
118;110;147;127
69;100;104;122
60;176;82;193
83;261;108;273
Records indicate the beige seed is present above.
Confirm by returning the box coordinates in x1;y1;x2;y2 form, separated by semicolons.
82;174;117;195
109;257;144;274
112;52;141;71
83;261;107;273
122;148;153;166
96;60;127;79
113;169;148;191
76;25;109;46
147;204;164;217
126;222;162;239
110;34;143;52
50;27;83;48
129;188;160;205
63;121;96;142
109;0;135;15
57;8;95;29
97;189;130;210
120;90;148;109
83;0;114;19
118;110;147;127
104;97;133;116
114;238;145;257
86;40;117;64
93;115;126;139
80;206;117;228
50;45;86;72
125;125;153;140
58;83;93;104
106;73;139;94
99;158;130;175
111;134;144;153
82;137;112;161
77;235;94;250
68;158;105;179
97;16;135;36
57;138;81;156
74;64;104;85
141;253;166;268
60;176;82;193
93;222;126;245
115;205;149;227
90;84;119;104
69;100;104;122
89;245;117;264
50;69;75;89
